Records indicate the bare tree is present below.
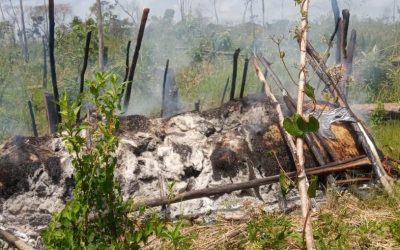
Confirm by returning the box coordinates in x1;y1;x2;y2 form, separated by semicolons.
96;0;105;72
114;0;138;26
178;0;192;22
211;0;219;24
261;0;265;27
19;0;29;62
0;1;6;21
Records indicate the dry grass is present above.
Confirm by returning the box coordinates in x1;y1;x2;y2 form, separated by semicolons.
143;184;400;249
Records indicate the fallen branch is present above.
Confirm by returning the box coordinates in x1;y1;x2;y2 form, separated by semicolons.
0;229;36;250
141;156;370;208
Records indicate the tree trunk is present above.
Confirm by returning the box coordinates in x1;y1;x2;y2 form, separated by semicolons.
213;0;219;24
19;0;29;63
96;0;105;72
296;0;315;249
42;37;48;89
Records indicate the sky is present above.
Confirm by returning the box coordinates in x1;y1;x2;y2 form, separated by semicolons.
24;0;399;24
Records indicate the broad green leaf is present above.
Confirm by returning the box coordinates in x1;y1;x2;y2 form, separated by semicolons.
296;115;320;133
307;176;318;198
304;83;316;101
283;114;304;137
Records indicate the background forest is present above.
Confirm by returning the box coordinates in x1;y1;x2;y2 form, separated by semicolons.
0;0;399;150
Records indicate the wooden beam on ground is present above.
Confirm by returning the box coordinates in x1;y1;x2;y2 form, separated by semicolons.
141;156;370;208
0;229;36;250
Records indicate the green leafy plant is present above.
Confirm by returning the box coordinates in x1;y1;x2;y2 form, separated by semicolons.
246;213;298;249
41;73;164;249
159;222;194;250
370;102;386;126
283;113;319;137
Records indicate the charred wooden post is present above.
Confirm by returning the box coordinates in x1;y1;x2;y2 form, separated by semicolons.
239;58;249;99
28;100;38;137
230;48;240;100
141;156;370;208
103;46;109;68
162;68;180;117
48;0;60;124
331;0;341;63
123;40;131;82
220;76;230;106
161;59;169;118
123;8;150;112
194;100;200;112
42;37;48;89
76;31;92;123
44;93;58;133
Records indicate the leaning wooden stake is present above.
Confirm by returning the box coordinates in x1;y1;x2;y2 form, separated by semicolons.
0;229;36;250
48;0;60;124
123;8;150;112
220;76;230;106
161;59;169;117
76;31;92;123
296;0;315;248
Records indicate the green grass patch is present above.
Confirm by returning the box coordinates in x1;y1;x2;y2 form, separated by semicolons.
371;120;400;160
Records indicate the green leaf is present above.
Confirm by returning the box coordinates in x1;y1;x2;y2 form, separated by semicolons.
297;115;320;133
283;114;304;137
279;170;290;196
304;83;316;101
307;176;318;198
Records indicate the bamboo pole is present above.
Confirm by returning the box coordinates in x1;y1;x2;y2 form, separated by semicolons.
122;8;150;112
76;31;92;123
296;1;315;248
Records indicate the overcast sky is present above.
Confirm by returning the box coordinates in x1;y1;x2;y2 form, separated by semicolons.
24;0;399;23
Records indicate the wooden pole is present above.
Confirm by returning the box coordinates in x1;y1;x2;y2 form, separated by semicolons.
0;229;36;250
229;48;240;100
161;59;169;118
220;76;230;106
42;37;47;89
123;40;131;82
48;0;60;124
76;31;92;123
296;1;315;248
141;156;370;208
239;58;249;99
123;8;150;112
28;100;38;137
44;93;58;133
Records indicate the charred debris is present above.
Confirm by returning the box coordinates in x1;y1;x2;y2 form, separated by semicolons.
0;4;399;250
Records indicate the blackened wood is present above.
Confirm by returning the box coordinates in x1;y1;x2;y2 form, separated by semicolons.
76;31;92;123
48;0;60;123
220;76;229;106
331;0;340;63
123;8;150;112
42;37;47;88
314;132;340;161
28;100;38;137
229;48;240;100
142;156;370;207
239;58;249;98
44;93;58;133
341;9;350;59
123;40;131;82
194;100;200;112
161;59;169;117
